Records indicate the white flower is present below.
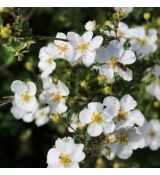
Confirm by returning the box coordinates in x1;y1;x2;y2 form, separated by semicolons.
85;20;96;31
11;80;37;111
103;94;144;130
154;64;160;77
96;40;136;81
68;113;84;132
34;106;50;126
105;128;145;159
147;79;160;100
11;102;38;123
106;22;130;44
54;32;74;61
140;120;160;150
39;79;69;114
47;137;85;168
38;43;58;78
79;102;115;137
67;31;103;67
128;27;157;55
144;65;160;100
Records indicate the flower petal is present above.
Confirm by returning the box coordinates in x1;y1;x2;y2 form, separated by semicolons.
96;46;110;63
82;51;96;67
88;102;103;112
120;94;137;112
87;123;103;137
102;121;115;134
99;64;115;81
82;31;93;42
55;32;67;45
27;81;37;95
128;109;144;127
57;81;69;96
11;80;27;94
117;67;133;81
79;108;92;124
107;40;124;58
67;32;81;44
89;36;103;51
119;50;136;65
103;96;120;117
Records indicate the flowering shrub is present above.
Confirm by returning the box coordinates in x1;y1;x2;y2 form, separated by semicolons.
0;7;160;168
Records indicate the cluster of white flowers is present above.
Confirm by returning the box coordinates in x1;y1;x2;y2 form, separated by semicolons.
9;8;160;168
11;80;50;126
78;94;145;159
39;77;69;114
104;22;158;56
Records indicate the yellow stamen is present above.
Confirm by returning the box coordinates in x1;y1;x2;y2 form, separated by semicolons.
47;57;53;65
21;92;31;103
106;133;117;144
77;42;89;53
91;112;103;124
148;130;156;138
117;133;128;144
116;110;127;121
52;92;62;103
59;153;71;167
39;111;45;117
58;44;69;54
140;37;148;46
107;57;118;68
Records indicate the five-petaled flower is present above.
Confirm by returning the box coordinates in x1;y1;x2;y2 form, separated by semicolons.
11;80;37;111
103;94;144;130
96;40;136;81
79;102;115;137
47;137;85;168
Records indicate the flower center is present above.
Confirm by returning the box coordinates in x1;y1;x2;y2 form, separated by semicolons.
21;92;31;103
39;111;45;117
140;37;148;46
117;133;128;144
148;130;156;138
116;110;127;121
91;112;103;124
77;42;89;53
107;57;118;68
52;92;62;103
59;153;71;167
106;133;117;144
47;57;53;65
58;44;69;54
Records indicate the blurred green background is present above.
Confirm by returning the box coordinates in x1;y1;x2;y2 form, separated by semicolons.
0;8;160;168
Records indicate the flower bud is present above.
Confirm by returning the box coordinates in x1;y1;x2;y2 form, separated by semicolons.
80;80;89;89
97;75;106;84
25;62;33;71
0;25;11;38
103;86;112;95
156;17;160;26
96;157;106;168
85;20;96;31
154;101;160;108
51;114;61;123
143;12;151;20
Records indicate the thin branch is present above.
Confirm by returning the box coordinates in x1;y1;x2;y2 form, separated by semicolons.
32;35;69;42
21;8;35;22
